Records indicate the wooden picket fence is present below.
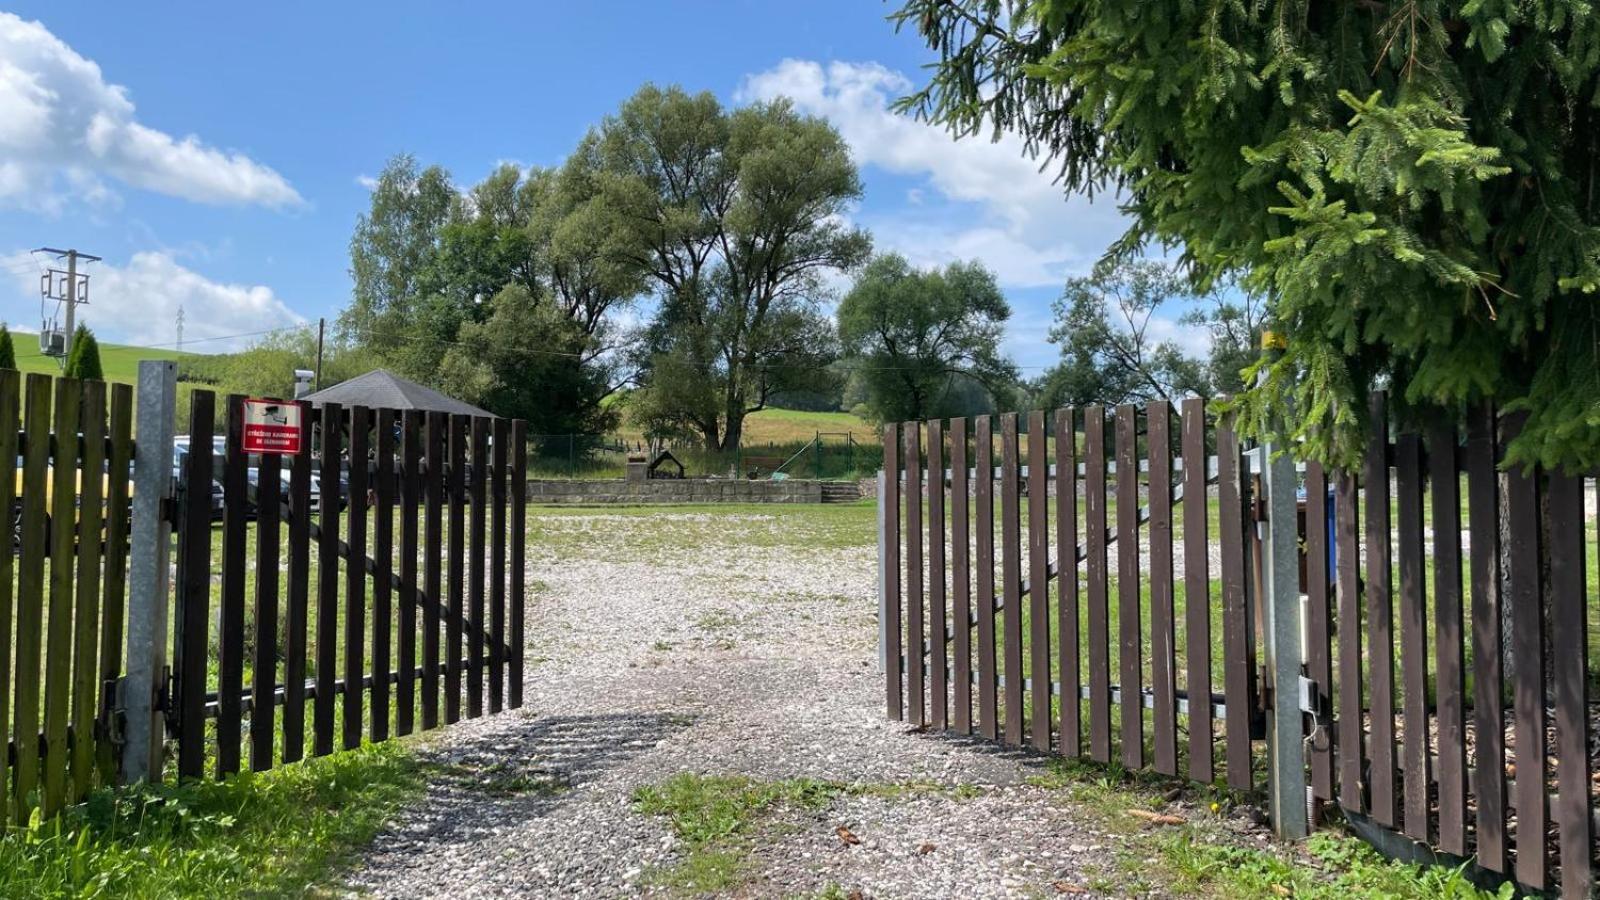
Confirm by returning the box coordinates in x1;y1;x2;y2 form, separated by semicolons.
883;395;1598;898
0;369;528;826
0;372;135;821
173;393;529;778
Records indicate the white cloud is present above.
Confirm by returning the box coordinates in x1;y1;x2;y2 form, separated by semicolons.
738;59;1128;287
0;13;301;212
355;174;379;191
4;250;304;351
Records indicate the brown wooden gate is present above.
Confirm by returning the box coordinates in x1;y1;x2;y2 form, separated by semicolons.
883;402;1261;787
172;392;528;778
883;396;1600;897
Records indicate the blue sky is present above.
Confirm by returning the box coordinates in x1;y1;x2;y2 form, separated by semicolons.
0;1;1166;371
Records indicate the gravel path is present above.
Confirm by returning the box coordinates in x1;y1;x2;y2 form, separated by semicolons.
342;510;1165;898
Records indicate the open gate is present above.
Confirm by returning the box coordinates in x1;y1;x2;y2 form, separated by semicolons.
881;397;1600;898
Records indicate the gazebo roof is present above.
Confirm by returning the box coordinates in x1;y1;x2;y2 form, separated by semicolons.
301;369;495;417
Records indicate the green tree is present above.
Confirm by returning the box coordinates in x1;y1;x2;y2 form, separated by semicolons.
345;154;461;375
344;156;641;429
436;285;619;436
1037;260;1208;409
576;85;871;450
63;325;103;380
0;325;15;370
837;253;1016;422
178;329;381;399
897;1;1600;468
1181;283;1269;398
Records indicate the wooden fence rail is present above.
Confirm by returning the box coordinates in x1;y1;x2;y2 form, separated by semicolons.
883;396;1599;898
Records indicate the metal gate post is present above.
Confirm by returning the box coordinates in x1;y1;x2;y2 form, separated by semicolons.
121;360;177;783
1261;441;1307;839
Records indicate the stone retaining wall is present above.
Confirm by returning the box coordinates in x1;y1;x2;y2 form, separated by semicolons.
526;477;825;504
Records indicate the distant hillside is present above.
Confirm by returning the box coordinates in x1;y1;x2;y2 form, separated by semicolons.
613;406;880;448
9;331;190;383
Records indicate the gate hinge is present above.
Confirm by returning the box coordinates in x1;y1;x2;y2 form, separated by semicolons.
100;677;123;747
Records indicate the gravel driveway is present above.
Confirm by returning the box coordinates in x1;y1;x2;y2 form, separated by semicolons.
341;508;1162;899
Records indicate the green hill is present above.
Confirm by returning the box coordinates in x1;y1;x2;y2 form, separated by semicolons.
10;331;190;383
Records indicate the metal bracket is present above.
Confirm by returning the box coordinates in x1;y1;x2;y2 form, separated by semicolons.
1298;676;1319;716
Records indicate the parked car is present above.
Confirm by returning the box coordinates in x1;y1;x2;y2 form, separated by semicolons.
173;436;330;517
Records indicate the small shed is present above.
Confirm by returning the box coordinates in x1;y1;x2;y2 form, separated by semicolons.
300;369;494;417
647;450;684;480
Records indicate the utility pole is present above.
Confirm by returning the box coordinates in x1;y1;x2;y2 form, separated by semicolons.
35;247;102;363
315;317;325;390
176;305;185;352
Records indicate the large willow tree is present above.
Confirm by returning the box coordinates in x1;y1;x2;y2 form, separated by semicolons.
896;0;1600;468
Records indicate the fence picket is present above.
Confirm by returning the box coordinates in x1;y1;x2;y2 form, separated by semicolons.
42;377;80;812
1395;432;1429;840
252;446;281;772
1547;471;1589;900
905;423;925;727
423;411;445;730
283;404;313;763
97;382;132;782
0;372;18;819
490;417;507;714
927;419;948;731
373;412;395;740
1363;392;1396;827
950;418;971;735
974;417;997;740
1180;399;1211;783
1504;413;1546;891
1055;408;1080;759
1026;411;1050;752
1084;407;1111;763
1465;405;1505;873
1147;401;1176;776
999;413;1022;746
1217;416;1252;790
1427;422;1466;855
397;411;421;731
69;380;105;801
315;402;342;757
1334;470;1363;811
1303;462;1332;804
883;423;901;720
1115;404;1142;769
468;415;487;719
344;405;369;750
218;395;248;777
509;419;527;708
13;375;50;816
446;414;466;724
176;389;214;778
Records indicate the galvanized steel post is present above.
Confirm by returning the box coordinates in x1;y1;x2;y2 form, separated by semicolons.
121;360;177;783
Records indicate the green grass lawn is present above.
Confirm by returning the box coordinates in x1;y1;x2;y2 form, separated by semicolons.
10;332;191;383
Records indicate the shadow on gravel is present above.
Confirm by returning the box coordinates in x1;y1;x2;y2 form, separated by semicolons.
365;712;693;855
915;728;1057;771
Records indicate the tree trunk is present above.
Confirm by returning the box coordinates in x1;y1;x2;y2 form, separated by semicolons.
700;421;722;453
721;411;744;455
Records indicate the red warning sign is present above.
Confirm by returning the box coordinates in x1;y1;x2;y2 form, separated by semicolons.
242;399;304;454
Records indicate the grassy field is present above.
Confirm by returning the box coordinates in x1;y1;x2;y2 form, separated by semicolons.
10;331;191;383
533;407;884;480
611;407;880;450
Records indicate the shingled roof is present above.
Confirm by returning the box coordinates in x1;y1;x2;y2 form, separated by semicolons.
301;369;495;417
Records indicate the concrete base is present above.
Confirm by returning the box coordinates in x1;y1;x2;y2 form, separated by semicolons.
526;477;827;504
